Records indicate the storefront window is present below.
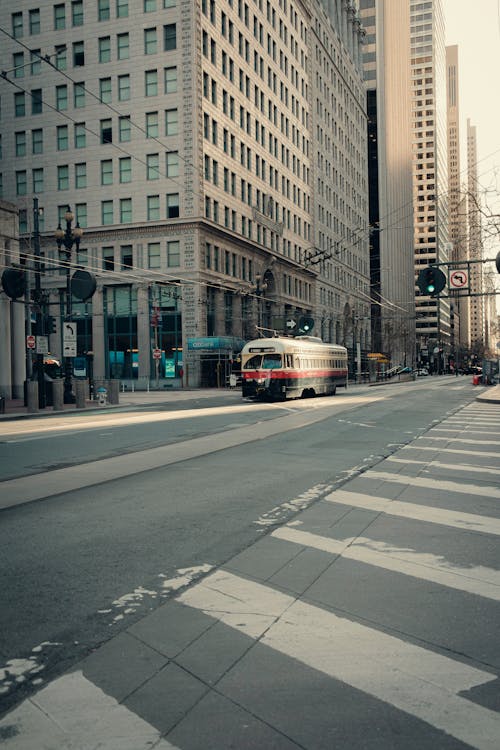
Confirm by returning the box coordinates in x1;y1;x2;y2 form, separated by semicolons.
104;285;138;378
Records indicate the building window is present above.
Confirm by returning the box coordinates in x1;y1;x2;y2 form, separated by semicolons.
167;240;180;267
119;116;131;142
16;170;27;195
120;244;133;268
166;152;179;177
74;82;85;108
12;12;23;38
99;37;111;63
32;168;43;193
101;200;113;225
147;195;160;220
118;75;130;101
73;41;85;66
13;52;24;78
144;0;156;11
56;85;68;110
57;165;69;190
148;241;161;268
116;0;128;17
163;24;176;50
166;193;179;217
14;92;25;116
57;125;68;150
147;153;159;180
146;111;159;137
100;119;113;144
145;69;158;96
165;108;178;136
117;33;129;60
74;122;86;148
101;159;113;185
75;203;87;228
29;9;41;35
72;1;84;26
98;0;110;21
103;246;114;270
32;129;43;154
15;131;26;156
164;66;177;93
30;50;41;75
144;28;157;55
75;162;86;188
99;77;112;103
55;45;67;70
120;198;132;223
31;89;42;115
119;157;132;183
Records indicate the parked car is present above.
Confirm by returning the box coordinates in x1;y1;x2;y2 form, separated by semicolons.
416;368;429;376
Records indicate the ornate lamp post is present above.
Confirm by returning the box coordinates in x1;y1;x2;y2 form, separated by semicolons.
55;206;83;403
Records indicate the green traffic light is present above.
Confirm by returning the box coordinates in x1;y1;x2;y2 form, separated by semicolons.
427;283;435;293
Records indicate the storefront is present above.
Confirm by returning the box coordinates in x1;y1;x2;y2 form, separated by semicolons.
187;336;246;388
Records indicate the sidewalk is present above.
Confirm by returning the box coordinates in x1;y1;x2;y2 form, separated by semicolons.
2;380;499;419
0;387;241;420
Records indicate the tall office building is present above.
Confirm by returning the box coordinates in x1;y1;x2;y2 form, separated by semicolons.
359;0;415;369
0;0;368;388
410;0;451;371
466;118;484;350
446;44;469;353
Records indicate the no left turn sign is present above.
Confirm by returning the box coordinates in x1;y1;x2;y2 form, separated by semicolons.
449;269;469;289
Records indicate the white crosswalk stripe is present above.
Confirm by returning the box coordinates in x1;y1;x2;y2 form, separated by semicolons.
179;570;500;750
324;489;500;535
363;470;500;498
386;456;500;474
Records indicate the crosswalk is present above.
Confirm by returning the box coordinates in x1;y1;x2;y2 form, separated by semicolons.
1;401;499;749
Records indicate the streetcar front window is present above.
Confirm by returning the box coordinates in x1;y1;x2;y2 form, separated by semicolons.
262;353;282;369
244;354;262;369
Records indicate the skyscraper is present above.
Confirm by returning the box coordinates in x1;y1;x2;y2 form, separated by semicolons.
410;0;451;372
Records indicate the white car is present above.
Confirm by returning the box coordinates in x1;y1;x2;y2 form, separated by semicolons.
416;368;429;376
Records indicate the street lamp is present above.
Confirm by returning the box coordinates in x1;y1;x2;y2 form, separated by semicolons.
55;206;83;404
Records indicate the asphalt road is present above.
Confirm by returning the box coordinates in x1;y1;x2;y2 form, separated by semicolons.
0;377;490;719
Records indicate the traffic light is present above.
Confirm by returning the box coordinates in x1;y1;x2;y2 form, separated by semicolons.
495;250;500;274
416;266;446;297
1;268;26;300
297;316;314;334
45;315;57;334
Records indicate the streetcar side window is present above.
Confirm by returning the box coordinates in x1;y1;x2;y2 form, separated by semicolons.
244;354;262;369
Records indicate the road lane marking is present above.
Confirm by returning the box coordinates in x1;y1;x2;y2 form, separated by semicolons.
324;489;500;536
271;527;500;601
179;570;499;750
0;671;179;749
364;471;500;499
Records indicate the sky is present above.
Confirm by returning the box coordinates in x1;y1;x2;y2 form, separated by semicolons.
443;0;500;257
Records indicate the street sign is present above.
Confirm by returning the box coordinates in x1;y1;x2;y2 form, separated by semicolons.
449;269;469;290
36;336;49;355
63;321;77;357
26;335;35;350
286;319;296;329
153;348;161;360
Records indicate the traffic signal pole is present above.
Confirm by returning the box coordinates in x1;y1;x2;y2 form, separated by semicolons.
33;197;46;409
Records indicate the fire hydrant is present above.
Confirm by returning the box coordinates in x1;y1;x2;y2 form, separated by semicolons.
96;387;107;405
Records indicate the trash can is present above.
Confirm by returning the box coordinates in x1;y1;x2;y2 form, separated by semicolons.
472;375;480;386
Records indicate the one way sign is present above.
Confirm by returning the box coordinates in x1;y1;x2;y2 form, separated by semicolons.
286;319;296;329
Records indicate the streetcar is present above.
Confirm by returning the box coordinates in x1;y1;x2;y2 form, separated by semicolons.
241;336;348;400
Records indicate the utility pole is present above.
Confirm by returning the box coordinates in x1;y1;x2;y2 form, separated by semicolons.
33;197;46;408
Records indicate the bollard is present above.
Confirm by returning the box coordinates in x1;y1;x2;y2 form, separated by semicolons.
75;380;87;409
27;381;39;413
106;379;120;405
52;380;64;411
